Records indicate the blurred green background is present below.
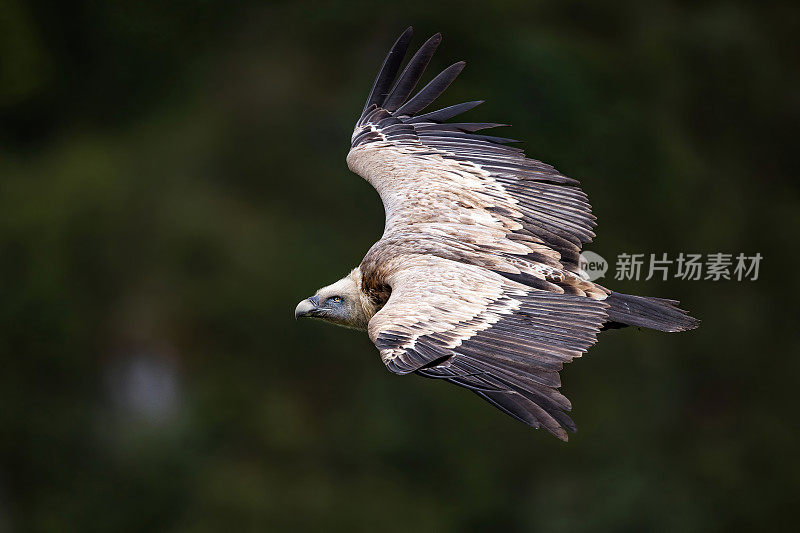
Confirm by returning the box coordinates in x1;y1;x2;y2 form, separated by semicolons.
1;1;798;531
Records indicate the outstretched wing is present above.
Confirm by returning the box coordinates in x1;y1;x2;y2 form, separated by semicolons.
348;27;597;284
369;254;609;441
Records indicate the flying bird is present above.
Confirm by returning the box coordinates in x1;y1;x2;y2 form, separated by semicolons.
295;28;698;441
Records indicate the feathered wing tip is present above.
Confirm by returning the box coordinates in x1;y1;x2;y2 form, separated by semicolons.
364;26;414;112
395;61;465;116
475;390;574;441
408;100;484;123
383;32;442;112
360;28;489;126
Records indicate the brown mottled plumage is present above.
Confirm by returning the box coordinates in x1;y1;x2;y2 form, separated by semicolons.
295;27;698;441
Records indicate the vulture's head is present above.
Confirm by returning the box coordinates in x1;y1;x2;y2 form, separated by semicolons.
295;269;368;330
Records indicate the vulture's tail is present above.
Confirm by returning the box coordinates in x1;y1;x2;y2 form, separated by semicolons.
603;292;699;332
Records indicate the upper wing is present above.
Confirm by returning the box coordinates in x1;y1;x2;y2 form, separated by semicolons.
348;27;597;280
369;254;609;441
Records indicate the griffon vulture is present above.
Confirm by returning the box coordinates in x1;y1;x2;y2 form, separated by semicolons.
295;28;698;440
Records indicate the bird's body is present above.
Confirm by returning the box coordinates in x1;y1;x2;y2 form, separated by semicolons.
295;28;698;440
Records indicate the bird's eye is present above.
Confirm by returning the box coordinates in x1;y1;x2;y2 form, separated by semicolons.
329;296;342;304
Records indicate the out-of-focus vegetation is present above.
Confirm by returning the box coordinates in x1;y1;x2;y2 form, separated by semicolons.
1;1;798;531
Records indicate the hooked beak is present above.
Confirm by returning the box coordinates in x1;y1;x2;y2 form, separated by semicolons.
295;295;320;320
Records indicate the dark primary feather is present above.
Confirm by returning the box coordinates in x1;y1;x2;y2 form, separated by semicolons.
413;122;506;132
364;27;414;111
383;33;442;111
395;61;466;116
408;100;485;123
